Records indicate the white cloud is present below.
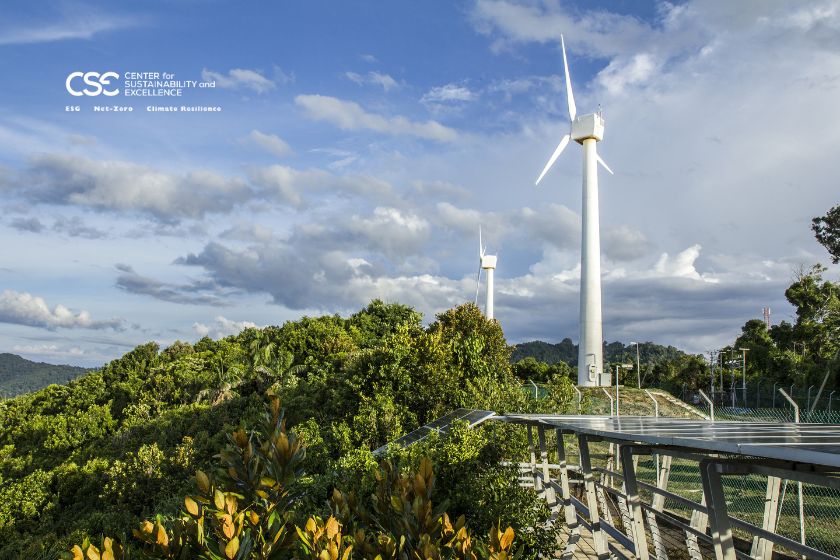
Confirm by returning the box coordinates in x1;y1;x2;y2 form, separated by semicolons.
347;207;430;259
345;71;399;91
596;53;659;96
193;316;258;339
436;202;485;233
248;164;392;207
244;130;291;157
12;344;85;358
12;153;251;221
652;244;717;283
410;180;470;201
201;68;276;94
422;84;477;103
602;226;650;261
295;94;459;142
470;0;653;56
0;290;124;330
0;13;135;45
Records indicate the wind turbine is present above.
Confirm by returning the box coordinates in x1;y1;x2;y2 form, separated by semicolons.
474;226;497;320
535;34;613;387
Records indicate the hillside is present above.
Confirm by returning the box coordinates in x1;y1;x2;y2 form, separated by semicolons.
512;339;689;367
0;301;561;559
0;353;89;397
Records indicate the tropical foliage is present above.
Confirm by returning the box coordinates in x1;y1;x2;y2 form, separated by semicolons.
0;301;568;559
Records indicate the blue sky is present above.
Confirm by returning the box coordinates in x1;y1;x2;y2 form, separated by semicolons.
1;1;839;366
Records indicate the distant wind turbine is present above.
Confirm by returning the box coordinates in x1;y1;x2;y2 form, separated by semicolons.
535;34;613;387
474;226;497;320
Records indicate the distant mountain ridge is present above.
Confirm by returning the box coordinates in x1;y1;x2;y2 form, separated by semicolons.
511;338;688;366
0;353;89;397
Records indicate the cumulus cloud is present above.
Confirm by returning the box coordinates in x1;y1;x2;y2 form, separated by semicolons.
422;84;477;104
602;225;650;261
346;207;430;259
596;53;659;96
295;95;459;142
0;290;123;330
9;153;252;222
201;68;276;94
115;264;229;306
179;239;466;316
248;164;392;206
243;130;291;157
345;71;400;91
470;0;659;57
651;244;718;283
193;316;258;339
435;202;483;232
519;204;580;250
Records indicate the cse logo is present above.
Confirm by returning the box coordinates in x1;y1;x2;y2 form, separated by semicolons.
66;71;120;97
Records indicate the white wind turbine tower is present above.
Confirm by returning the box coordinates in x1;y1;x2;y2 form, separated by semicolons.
474;226;497;320
535;35;613;387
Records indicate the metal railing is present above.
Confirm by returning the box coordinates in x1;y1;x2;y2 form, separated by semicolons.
504;419;840;560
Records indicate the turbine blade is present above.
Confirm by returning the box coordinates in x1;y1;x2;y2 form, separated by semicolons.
561;34;576;121
479;225;484;257
597;154;614;175
535;134;570;186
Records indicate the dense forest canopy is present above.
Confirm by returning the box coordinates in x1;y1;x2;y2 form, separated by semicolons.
0;353;88;397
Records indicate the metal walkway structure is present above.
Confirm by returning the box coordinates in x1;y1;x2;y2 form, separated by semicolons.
372;408;495;455
500;415;840;560
381;411;840;560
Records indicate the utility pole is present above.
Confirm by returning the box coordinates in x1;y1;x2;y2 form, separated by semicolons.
709;350;716;399
631;341;641;388
739;347;749;407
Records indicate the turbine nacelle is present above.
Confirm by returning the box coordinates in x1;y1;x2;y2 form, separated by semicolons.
480;254;497;269
571;113;605;143
534;35;612;186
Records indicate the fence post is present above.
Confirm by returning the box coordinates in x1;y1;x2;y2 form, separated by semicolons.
602;387;614;416
756;379;762;408
698;389;714;421
615;366;621;417
773;382;778;408
777;387;805;551
530;379;539;400
572;385;582;413
644;389;659;417
807;385;814;417
830;390;836;413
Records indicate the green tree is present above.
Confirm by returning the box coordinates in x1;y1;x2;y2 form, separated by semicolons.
733;319;774;378
785;265;840;361
812;204;840;264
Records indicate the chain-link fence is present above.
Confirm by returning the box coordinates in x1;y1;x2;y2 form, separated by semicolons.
674;380;840;412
